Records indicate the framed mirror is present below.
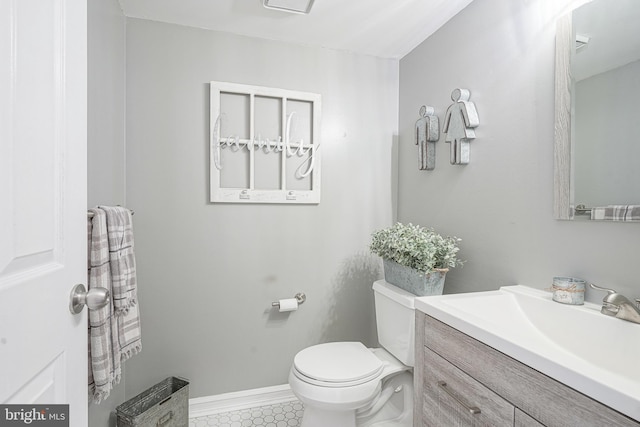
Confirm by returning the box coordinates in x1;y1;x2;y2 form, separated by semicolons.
553;0;640;220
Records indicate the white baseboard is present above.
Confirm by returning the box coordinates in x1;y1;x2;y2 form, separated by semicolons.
189;384;297;418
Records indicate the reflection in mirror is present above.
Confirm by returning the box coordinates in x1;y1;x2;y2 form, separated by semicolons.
554;0;640;221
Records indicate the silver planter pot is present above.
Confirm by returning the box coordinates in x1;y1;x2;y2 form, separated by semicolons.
382;258;447;296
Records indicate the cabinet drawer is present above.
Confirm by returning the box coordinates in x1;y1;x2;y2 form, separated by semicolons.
422;346;514;426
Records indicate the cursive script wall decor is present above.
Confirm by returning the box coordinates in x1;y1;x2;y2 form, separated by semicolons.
210;81;321;203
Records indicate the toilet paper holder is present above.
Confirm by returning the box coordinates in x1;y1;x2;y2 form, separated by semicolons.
272;293;306;308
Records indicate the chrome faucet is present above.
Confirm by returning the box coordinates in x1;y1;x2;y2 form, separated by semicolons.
589;283;640;324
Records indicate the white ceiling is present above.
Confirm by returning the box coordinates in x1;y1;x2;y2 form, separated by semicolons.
117;0;475;59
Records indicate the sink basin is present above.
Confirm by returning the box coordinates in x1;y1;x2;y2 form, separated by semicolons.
415;285;640;420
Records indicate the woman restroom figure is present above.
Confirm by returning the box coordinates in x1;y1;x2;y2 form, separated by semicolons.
443;88;479;165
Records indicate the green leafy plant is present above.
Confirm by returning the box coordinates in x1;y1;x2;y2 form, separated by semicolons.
370;223;463;272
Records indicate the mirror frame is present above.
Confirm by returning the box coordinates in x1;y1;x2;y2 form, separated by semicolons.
553;14;573;220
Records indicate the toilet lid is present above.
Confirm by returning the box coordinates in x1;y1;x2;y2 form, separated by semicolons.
293;342;384;384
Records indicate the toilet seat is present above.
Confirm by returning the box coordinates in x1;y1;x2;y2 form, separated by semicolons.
288;345;411;417
293;342;384;387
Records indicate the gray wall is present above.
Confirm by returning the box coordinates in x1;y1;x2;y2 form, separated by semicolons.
574;59;640;205
88;0;126;208
398;0;640;302
123;19;399;398
87;0;126;425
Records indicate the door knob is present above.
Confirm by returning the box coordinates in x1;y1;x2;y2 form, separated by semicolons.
69;284;110;314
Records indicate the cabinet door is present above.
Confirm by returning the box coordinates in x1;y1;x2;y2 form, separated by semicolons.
421;347;514;426
515;409;545;427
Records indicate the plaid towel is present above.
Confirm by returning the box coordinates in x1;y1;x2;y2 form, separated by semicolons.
118;299;142;362
87;208;121;403
88;207;142;404
591;205;640;221
101;206;138;315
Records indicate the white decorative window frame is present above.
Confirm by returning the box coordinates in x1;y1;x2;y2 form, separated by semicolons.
209;81;322;204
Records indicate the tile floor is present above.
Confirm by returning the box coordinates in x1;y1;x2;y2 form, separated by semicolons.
189;400;304;427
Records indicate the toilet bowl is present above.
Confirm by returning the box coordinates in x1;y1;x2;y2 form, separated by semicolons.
289;281;417;427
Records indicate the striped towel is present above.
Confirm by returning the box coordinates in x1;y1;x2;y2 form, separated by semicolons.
591;205;640;221
101;206;138;315
88;207;142;404
100;206;142;360
87;208;121;403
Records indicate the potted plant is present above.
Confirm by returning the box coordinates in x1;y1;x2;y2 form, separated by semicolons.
369;222;462;296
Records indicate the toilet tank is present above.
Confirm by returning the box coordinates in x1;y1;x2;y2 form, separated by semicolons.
373;280;416;367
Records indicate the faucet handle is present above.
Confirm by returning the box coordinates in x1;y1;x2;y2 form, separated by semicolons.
589;283;616;294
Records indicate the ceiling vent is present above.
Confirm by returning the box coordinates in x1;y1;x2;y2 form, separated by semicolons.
262;0;315;14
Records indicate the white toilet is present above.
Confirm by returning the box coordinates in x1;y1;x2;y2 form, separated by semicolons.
288;280;416;427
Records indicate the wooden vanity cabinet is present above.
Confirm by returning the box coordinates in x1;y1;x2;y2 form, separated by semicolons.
414;312;640;427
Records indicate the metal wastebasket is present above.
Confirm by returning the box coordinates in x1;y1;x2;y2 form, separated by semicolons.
116;377;189;427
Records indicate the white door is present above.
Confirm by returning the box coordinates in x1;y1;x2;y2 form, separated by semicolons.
0;0;88;425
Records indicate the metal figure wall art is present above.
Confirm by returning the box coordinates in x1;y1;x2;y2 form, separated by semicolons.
443;88;479;165
415;105;439;170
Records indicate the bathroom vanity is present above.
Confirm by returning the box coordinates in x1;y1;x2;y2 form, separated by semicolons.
414;286;640;427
